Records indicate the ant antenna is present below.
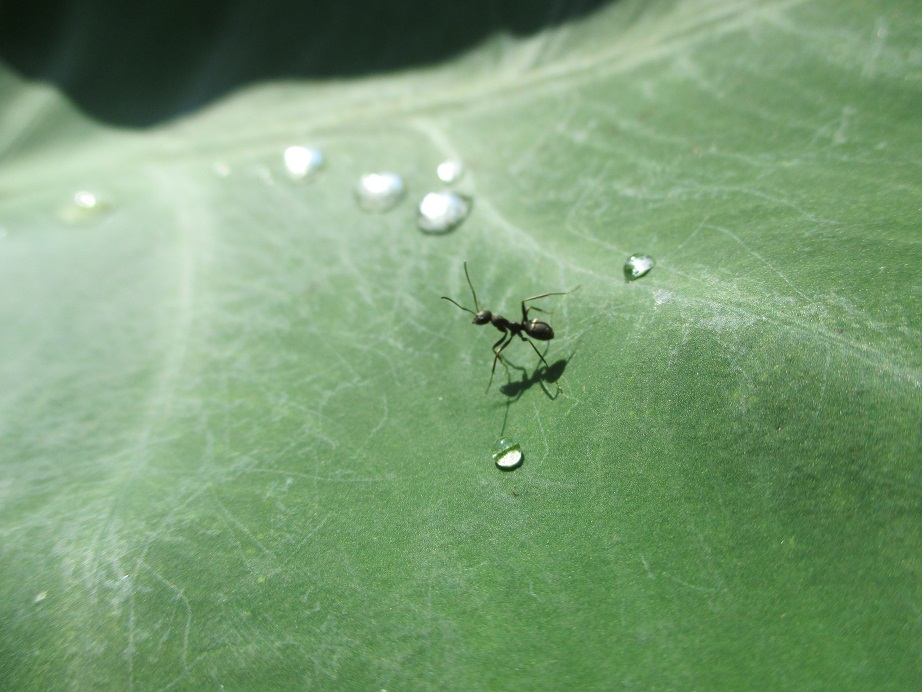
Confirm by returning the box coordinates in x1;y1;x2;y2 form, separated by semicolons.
440;261;480;316
463;261;480;312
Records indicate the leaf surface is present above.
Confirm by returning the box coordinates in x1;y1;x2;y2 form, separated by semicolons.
1;0;920;688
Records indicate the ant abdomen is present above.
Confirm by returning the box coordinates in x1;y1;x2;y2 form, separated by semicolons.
525;319;554;341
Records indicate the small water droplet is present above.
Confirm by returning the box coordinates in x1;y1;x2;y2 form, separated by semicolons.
254;165;275;187
356;172;406;212
492;437;524;471
58;191;112;224
284;146;324;180
33;591;47;604
417;191;472;234
624;253;655;281
436;159;464;184
75;191;97;208
654;289;673;305
212;162;231;178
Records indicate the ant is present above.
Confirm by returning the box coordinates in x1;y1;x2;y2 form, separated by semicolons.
442;262;578;393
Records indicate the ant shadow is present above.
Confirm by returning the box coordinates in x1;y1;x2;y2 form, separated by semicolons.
496;352;573;437
498;356;570;402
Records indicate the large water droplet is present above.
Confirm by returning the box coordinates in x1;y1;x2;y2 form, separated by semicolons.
624;253;655;281
492;438;524;471
284;146;324;180
356;172;406;212
436;159;464;184
417;191;472;234
58;191;112;224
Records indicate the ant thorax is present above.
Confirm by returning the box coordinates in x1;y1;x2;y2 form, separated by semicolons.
490;313;513;331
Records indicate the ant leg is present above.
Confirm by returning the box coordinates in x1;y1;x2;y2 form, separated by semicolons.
521;334;551;371
486;334;513;394
523;337;563;394
520;287;579;321
523;305;547;319
490;332;508;354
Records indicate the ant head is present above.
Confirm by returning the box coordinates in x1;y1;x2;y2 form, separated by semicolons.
473;309;492;325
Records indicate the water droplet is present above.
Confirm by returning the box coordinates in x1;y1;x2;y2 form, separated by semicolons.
284;146;324;180
624;253;655;281
75;191;97;207
653;289;673;305
436;159;464;184
58;191;112;224
33;591;47;604
254;165;275;187
355;172;406;212
212;162;231;178
417;191;472;234
492;438;524;471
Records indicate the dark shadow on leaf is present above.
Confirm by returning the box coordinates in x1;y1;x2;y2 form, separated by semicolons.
499;357;570;402
0;0;617;127
496;355;570;436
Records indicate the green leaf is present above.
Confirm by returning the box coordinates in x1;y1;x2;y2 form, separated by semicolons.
2;0;920;687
